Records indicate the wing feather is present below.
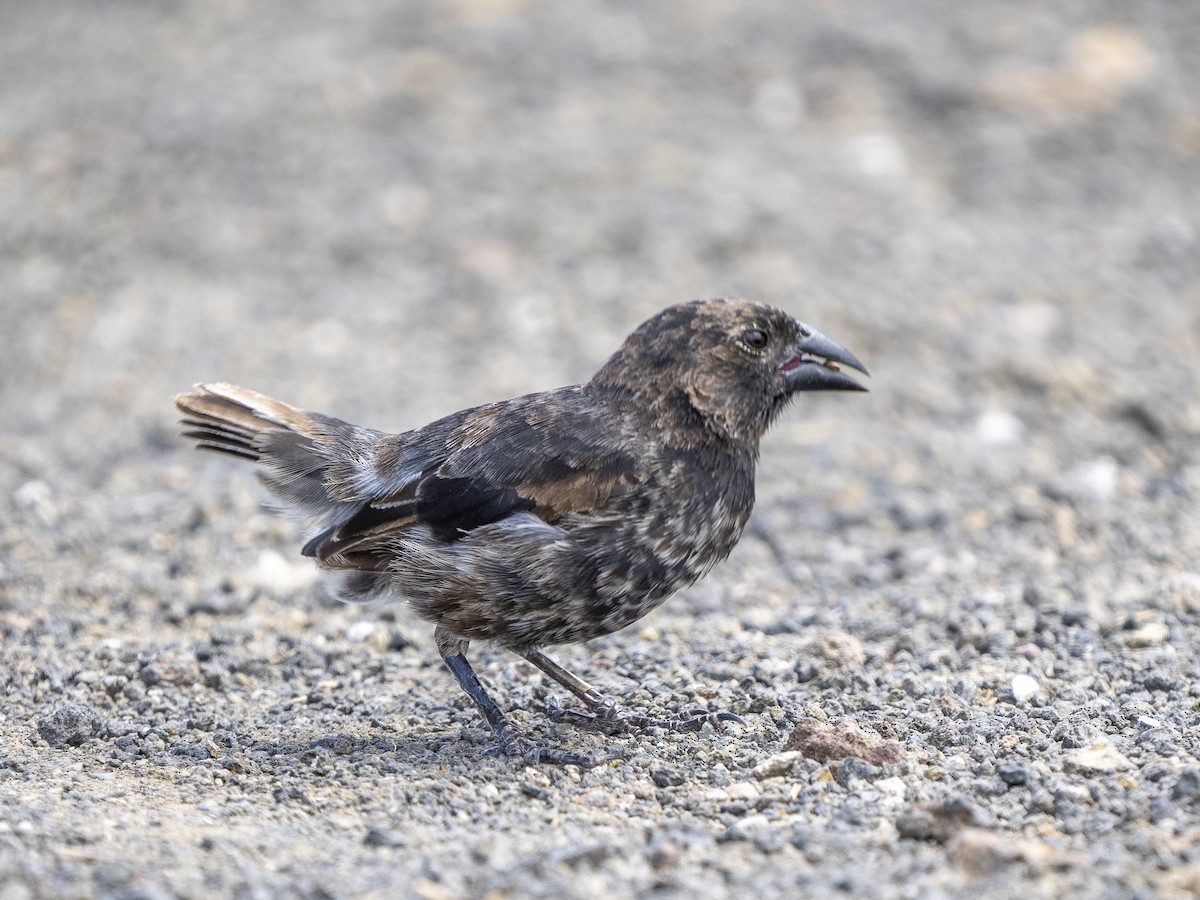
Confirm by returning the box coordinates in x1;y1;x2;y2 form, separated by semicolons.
308;390;640;567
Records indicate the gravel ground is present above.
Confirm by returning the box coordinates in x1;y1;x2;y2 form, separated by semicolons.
3;2;1200;897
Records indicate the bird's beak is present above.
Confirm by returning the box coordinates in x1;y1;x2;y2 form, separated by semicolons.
781;323;870;392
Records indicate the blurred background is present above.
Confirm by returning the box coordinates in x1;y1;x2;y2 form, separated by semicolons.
4;1;1196;441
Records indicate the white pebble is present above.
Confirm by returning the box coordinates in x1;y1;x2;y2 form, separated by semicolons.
345;621;377;643
975;410;1024;447
1011;674;1040;703
1077;456;1118;501
875;776;907;799
247;549;317;596
1124;621;1168;648
1065;740;1133;775
726;781;761;801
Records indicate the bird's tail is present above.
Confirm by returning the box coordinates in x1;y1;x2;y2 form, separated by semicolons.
175;383;375;524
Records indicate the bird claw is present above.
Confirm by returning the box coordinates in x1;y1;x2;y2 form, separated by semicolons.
545;698;629;735
482;725;600;767
650;707;747;733
546;698;745;735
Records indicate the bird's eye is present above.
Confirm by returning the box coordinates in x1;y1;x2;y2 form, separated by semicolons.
741;328;769;350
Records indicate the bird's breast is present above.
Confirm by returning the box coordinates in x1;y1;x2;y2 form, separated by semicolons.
587;448;756;599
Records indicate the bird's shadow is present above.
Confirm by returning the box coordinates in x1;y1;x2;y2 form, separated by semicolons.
238;722;610;772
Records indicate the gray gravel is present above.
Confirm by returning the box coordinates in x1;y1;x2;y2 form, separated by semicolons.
3;2;1200;897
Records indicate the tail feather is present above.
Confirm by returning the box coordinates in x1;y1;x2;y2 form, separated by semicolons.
178;411;263;460
174;383;373;524
176;383;319;442
179;429;260;460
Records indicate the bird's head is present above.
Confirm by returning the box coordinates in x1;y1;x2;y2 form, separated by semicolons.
591;298;869;446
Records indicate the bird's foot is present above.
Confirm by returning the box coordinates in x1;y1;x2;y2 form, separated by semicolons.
481;722;605;767
546;697;745;735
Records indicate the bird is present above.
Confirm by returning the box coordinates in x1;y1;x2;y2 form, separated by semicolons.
175;298;868;765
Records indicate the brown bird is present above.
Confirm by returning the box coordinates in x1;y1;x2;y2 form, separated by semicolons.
175;298;868;765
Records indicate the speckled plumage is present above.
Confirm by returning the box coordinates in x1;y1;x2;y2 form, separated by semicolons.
176;298;867;765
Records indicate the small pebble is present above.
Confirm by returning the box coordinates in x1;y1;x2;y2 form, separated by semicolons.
1065;740;1134;775
1124;621;1168;648
720;814;772;843
876;776;906;796
751;751;805;780
896;797;989;843
997;762;1029;786
726;781;761;801
975;410;1024;447
345;621;377;643
245;549;317;597
1171;767;1200;802
835;757;882;787
37;703;105;748
1011;674;1040;703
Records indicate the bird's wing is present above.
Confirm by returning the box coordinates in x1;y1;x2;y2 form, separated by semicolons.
307;390;641;569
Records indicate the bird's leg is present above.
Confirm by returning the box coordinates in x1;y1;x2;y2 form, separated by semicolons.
435;627;597;766
521;647;744;736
